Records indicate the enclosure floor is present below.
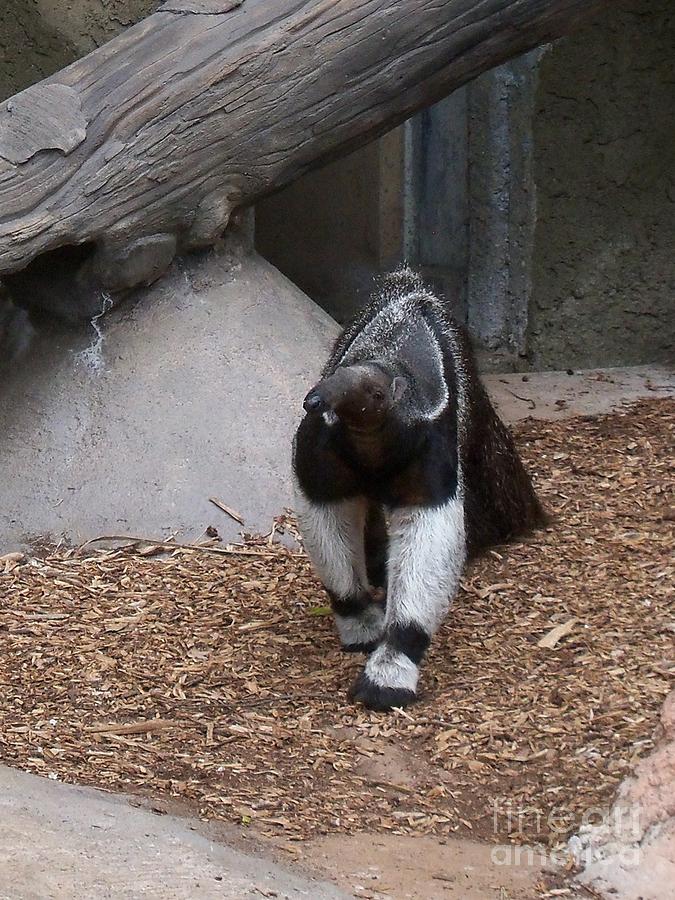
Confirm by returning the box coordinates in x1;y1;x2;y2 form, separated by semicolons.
0;401;672;863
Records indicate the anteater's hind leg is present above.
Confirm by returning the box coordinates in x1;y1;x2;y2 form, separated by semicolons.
364;501;389;598
295;495;386;653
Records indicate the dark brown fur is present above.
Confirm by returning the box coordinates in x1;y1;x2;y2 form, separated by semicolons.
457;334;548;557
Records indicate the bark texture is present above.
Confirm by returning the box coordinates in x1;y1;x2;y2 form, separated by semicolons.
0;0;609;312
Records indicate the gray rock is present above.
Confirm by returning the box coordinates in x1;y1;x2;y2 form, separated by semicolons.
0;765;350;899
0;241;337;551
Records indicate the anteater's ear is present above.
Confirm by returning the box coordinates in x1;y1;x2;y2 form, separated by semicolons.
391;376;408;403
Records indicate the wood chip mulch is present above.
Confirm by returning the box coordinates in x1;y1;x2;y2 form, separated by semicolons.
1;399;673;848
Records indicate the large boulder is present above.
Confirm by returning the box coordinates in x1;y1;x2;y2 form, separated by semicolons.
0;241;337;551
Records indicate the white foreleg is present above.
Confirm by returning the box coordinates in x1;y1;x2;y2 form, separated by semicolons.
351;496;466;709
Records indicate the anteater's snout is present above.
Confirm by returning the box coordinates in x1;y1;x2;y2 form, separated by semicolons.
303;390;326;413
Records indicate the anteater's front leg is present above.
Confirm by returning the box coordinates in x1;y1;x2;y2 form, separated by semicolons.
296;496;386;652
351;497;466;710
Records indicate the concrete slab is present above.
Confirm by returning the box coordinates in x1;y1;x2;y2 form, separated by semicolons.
0;766;350;899
485;364;674;423
0;244;338;553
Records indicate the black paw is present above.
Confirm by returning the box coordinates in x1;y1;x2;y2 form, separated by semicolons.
348;672;417;711
341;640;379;654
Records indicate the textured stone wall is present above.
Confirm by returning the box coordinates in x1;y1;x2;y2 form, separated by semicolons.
255;128;407;325
528;0;674;369
259;0;673;372
465;51;542;370
0;1;158;100
255;141;384;324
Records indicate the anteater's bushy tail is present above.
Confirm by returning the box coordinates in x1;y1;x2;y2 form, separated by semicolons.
455;328;548;558
463;382;549;558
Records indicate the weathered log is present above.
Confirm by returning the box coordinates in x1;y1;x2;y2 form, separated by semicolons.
0;0;609;315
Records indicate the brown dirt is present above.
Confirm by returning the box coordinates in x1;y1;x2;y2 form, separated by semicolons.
296;832;549;899
0;400;672;864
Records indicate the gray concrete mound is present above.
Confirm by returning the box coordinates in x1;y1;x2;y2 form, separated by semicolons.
0;765;350;899
0;244;338;552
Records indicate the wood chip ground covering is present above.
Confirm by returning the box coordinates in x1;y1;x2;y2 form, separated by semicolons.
1;400;672;848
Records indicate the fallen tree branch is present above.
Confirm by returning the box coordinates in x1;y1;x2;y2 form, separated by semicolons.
0;0;609;315
86;719;179;735
79;533;287;557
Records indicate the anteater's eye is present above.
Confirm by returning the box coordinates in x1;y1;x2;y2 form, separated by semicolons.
372;390;384;403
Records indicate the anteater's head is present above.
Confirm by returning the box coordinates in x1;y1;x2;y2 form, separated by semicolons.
303;363;408;430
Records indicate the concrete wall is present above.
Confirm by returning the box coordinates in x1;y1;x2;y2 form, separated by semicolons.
0;0;158;100
464;52;542;369
528;0;674;369
464;0;673;370
255;0;673;372
405;92;470;324
255;131;405;324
